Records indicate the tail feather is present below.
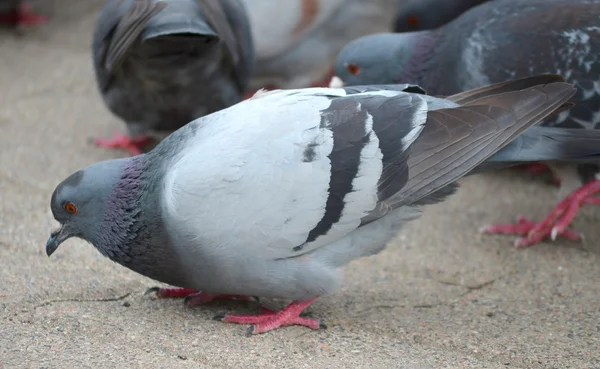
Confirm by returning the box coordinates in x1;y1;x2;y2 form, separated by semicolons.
387;74;578;207
472;126;600;174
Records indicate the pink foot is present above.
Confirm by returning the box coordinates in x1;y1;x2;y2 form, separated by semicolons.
214;298;326;336
481;179;600;247
516;163;561;185
0;1;47;27
145;286;253;306
94;132;152;156
526;163;551;176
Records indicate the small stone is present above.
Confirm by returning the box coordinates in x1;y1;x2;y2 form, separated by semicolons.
122;302;131;307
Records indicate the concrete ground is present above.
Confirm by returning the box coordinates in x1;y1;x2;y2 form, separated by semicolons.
1;1;599;368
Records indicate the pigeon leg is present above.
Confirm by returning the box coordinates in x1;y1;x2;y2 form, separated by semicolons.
145;287;198;298
482;179;600;247
515;163;561;185
94;132;152;156
145;286;252;305
525;163;551;176
549;179;600;239
214;298;326;335
0;1;47;26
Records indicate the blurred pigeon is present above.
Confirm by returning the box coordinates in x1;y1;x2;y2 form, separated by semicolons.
242;0;400;91
46;75;580;335
0;0;46;26
393;0;490;33
92;0;254;155
334;0;600;247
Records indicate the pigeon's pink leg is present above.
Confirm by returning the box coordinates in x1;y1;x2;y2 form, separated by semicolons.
214;298;326;335
515;163;561;185
0;1;47;26
482;179;600;247
548;179;600;238
526;163;551;176
145;287;252;306
94;132;152;156
146;287;198;298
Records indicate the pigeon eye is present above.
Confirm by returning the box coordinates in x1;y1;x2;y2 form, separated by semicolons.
346;64;360;75
64;202;77;214
407;15;420;28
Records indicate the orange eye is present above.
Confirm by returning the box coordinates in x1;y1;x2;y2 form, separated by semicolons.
64;202;77;214
407;15;419;28
346;63;360;75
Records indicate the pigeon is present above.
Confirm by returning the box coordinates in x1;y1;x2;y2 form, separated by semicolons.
392;0;490;33
241;0;400;91
92;0;255;155
46;75;585;335
334;0;600;247
0;0;46;26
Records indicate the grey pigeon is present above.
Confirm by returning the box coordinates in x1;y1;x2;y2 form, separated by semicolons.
241;0;400;91
334;0;600;247
0;0;46;26
46;75;585;335
92;0;255;155
393;0;490;33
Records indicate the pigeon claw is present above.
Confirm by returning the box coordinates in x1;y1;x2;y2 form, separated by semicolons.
145;287;199;299
184;293;253;306
145;287;254;306
213;313;226;321
94;132;152;156
144;287;161;296
215;298;325;335
482;178;600;247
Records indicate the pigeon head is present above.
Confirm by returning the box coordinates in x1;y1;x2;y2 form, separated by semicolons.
334;32;435;87
46;158;133;257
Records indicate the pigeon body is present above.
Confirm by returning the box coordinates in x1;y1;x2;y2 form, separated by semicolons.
242;0;400;90
393;0;490;33
335;0;600;246
47;76;584;334
92;0;254;153
335;0;600;130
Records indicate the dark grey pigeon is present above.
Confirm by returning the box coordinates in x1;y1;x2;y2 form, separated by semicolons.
47;75;585;335
393;0;490;33
335;0;600;248
92;0;255;155
0;0;46;26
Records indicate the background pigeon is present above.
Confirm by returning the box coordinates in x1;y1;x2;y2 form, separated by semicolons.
334;0;600;247
241;0;401;91
0;0;46;26
92;0;255;155
393;0;490;33
46;75;586;335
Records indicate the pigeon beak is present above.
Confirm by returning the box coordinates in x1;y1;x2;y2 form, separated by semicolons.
46;225;73;257
328;76;345;88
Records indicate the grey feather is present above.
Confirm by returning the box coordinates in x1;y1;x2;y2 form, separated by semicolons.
46;76;577;320
92;0;255;138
